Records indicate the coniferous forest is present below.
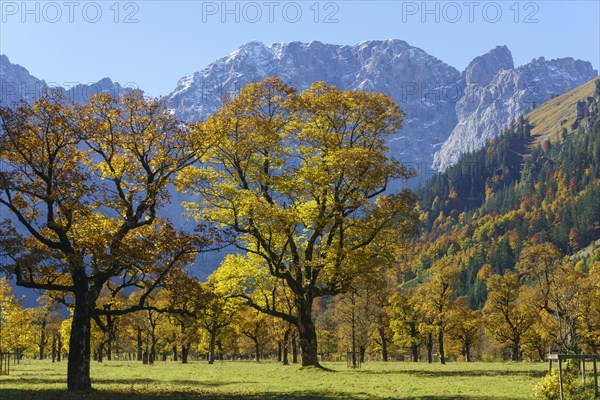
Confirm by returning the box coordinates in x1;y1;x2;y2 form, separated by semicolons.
412;80;600;308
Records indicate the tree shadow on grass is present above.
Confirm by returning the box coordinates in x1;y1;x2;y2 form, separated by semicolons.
3;376;249;387
4;377;163;386
2;377;68;385
0;389;523;400
411;397;521;400
169;380;255;387
358;368;546;379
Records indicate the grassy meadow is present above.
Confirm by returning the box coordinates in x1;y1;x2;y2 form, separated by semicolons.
0;359;550;400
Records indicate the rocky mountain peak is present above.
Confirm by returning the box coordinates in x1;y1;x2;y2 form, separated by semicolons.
2;42;597;178
0;55;131;106
464;45;514;85
433;51;597;171
166;40;462;185
1;54;47;105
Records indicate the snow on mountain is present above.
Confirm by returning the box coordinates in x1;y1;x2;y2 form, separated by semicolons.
166;40;462;182
3;43;595;177
166;40;597;176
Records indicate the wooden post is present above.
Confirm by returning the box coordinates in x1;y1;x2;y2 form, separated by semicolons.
548;354;599;399
558;357;564;400
594;358;598;399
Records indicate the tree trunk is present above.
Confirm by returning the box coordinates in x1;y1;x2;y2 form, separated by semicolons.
537;345;545;362
464;338;471;362
97;343;104;363
67;290;92;391
208;331;216;364
216;340;224;361
292;334;298;364
282;328;290;365
254;339;260;362
411;344;419;362
277;341;282;363
172;345;178;362
150;334;156;365
39;322;46;360
426;333;433;364
379;327;388;362
38;319;48;360
350;292;357;368
410;321;419;362
438;330;446;365
57;336;62;362
52;336;57;363
107;333;112;361
181;344;189;364
296;295;320;367
511;340;521;362
137;328;143;361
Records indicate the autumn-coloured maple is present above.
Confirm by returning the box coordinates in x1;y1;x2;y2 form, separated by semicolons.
0;91;209;390
177;77;417;367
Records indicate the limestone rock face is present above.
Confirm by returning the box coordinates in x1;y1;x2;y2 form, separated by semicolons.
433;50;597;171
166;40;462;181
2;41;596;178
166;41;596;174
0;54;46;105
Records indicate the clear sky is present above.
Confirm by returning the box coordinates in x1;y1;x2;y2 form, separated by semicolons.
1;0;599;97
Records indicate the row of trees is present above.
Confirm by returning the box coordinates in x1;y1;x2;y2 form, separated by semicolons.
393;243;599;364
1;76;598;392
0;278;64;361
2;241;598;367
0;77;416;390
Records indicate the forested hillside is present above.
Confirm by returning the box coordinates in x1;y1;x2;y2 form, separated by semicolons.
409;78;600;308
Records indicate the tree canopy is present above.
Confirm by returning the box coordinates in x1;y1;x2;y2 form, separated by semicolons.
177;77;417;367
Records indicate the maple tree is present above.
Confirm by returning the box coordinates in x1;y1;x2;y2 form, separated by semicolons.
178;77;416;367
198;281;240;364
483;272;535;361
413;262;458;365
447;296;482;362
234;307;270;362
390;291;424;362
0;91;208;390
160;269;204;364
0;277;35;355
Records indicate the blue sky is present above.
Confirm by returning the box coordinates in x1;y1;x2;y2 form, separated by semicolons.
1;0;599;97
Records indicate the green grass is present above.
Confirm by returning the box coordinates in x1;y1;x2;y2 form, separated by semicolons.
526;77;598;144
0;359;549;399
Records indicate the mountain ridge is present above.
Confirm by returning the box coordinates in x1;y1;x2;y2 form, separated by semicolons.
0;54;131;106
1;40;597;175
